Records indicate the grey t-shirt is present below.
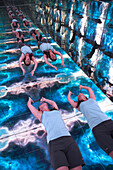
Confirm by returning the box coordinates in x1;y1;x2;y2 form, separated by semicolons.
40;43;53;52
79;98;110;130
42;110;71;143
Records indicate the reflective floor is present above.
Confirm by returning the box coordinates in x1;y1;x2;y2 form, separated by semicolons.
0;0;113;170
33;0;113;101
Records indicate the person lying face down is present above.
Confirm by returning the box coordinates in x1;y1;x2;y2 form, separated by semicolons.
27;97;85;170
37;32;65;70
18;41;38;76
22;18;32;28
11;17;20;31
13;28;24;43
22;19;39;41
67;85;113;159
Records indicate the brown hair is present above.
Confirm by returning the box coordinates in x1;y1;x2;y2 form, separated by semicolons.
23;53;33;66
43;50;57;61
76;96;88;108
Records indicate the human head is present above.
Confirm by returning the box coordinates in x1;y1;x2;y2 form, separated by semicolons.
76;93;88;108
38;102;49;111
78;93;88;102
49;50;57;61
43;50;57;61
24;20;29;26
13;21;18;26
23;53;31;66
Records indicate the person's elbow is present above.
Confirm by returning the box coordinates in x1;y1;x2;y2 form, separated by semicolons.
67;96;70;102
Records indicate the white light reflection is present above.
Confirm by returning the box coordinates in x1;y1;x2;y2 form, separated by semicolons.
78;2;88;67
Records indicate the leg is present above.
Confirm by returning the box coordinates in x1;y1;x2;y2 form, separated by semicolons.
65;137;84;169
57;166;68;170
49;138;69;170
109;151;113;159
71;165;82;170
92;120;113;158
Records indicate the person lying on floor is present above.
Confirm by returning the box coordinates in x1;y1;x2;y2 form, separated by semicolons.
27;97;85;170
67;85;113;159
37;31;65;70
18;40;37;76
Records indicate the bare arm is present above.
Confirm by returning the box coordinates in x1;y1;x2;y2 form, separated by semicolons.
67;91;79;110
43;54;57;70
40;97;59;110
29;21;32;27
11;22;14;31
23;23;29;29
19;53;26;75
30;56;38;76
79;85;95;100
17;23;20;29
53;49;65;67
27;97;42;121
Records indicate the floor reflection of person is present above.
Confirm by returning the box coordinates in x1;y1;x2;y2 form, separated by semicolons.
22;18;39;41
11;18;20;31
67;85;113;159
37;31;65;70
13;28;24;43
19;41;37;76
27;97;85;170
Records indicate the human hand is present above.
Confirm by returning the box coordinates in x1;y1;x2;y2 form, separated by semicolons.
61;62;65;67
40;97;46;102
54;66;57;71
31;70;34;76
79;85;83;91
69;90;74;95
27;97;34;105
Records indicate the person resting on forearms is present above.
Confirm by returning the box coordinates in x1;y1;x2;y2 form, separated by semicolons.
27;97;85;170
11;17;20;31
36;30;65;70
18;40;37;76
13;28;24;43
67;85;113;159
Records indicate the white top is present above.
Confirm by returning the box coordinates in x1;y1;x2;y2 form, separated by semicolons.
23;18;27;22
9;10;12;13
15;29;22;32
79;98;110;130
12;19;17;23
29;27;35;32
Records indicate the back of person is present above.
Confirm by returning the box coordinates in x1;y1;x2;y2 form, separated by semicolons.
40;42;53;52
21;45;32;55
79;98;110;130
